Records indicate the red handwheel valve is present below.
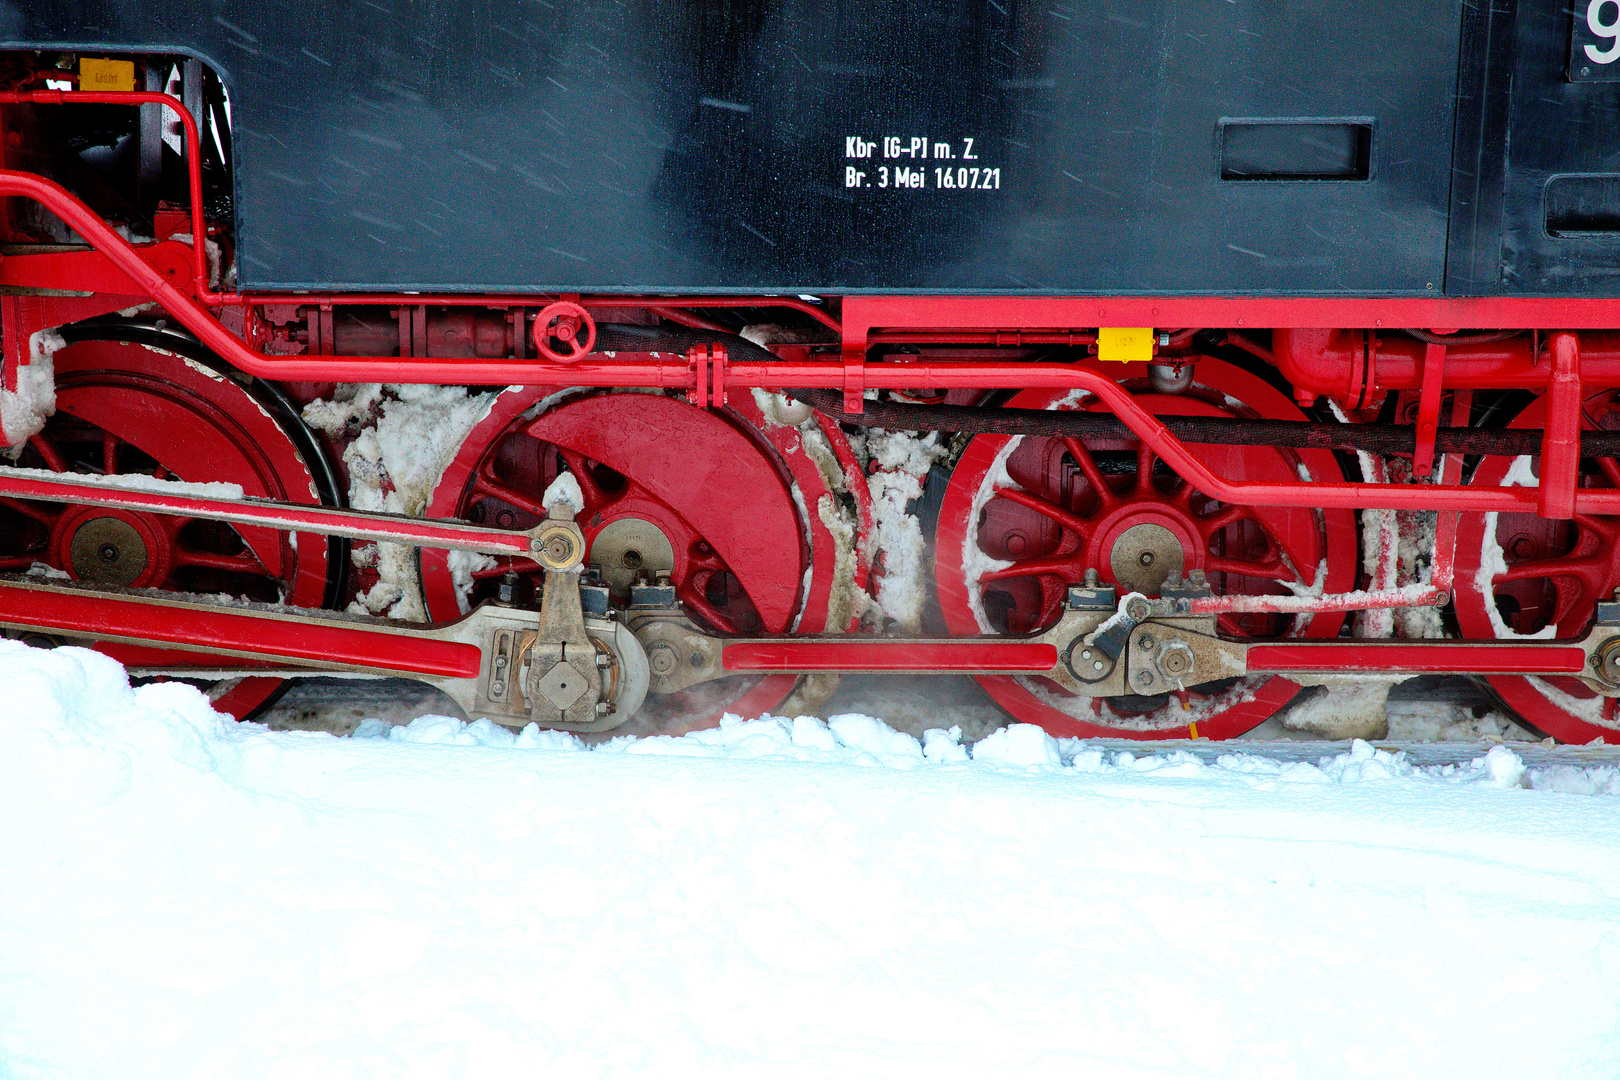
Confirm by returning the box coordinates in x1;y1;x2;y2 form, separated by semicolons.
533;301;596;363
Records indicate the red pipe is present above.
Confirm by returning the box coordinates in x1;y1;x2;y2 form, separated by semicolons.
0;166;1602;517
0;90;210;298
1540;332;1582;520
1273;327;1620;403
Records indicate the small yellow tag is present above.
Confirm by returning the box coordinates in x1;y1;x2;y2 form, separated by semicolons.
1097;327;1154;364
79;57;136;93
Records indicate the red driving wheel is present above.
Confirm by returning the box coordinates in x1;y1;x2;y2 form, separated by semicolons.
935;359;1357;739
421;389;870;733
1454;390;1620;743
0;337;335;719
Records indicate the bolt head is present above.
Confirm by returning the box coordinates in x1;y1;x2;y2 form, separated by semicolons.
1136;670;1154;687
647;643;677;676
1159;642;1195;678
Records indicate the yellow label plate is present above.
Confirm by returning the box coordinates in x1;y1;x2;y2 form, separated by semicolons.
1097;327;1154;364
79;57;136;93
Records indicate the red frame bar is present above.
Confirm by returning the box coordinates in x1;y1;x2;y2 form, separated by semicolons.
840;295;1620;335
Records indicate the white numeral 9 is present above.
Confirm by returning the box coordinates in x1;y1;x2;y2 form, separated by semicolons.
1587;0;1620;64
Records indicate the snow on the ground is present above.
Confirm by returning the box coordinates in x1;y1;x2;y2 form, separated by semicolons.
3;639;1620;1079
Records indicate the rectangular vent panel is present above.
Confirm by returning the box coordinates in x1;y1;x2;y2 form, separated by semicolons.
1220;121;1371;181
1546;175;1620;235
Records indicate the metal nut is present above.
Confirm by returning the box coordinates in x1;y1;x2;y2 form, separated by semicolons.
1124;596;1151;621
1596;641;1620;683
1158;641;1195;679
647;642;677;676
1138;633;1156;652
533;522;583;570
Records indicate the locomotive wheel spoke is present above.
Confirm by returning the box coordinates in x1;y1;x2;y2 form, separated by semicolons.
1198;503;1253;534
1062;437;1117;506
991;486;1095;537
1492;555;1607;585
556;449;612;509
1548;578;1592;628
677;577;739;635
469;467;550;520
27;433;68;473
1204;554;1293;582
171;545;268;575
980;553;1087;583
0;496;60;527
1134;443;1158;494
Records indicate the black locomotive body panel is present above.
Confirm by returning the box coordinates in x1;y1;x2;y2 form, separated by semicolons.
0;1;1614;297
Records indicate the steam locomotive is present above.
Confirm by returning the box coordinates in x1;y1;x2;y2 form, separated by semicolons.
3;0;1620;743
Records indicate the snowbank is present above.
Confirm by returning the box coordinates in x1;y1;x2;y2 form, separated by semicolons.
2;639;1619;1079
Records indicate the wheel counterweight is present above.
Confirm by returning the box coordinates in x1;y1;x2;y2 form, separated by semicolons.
420;389;870;733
